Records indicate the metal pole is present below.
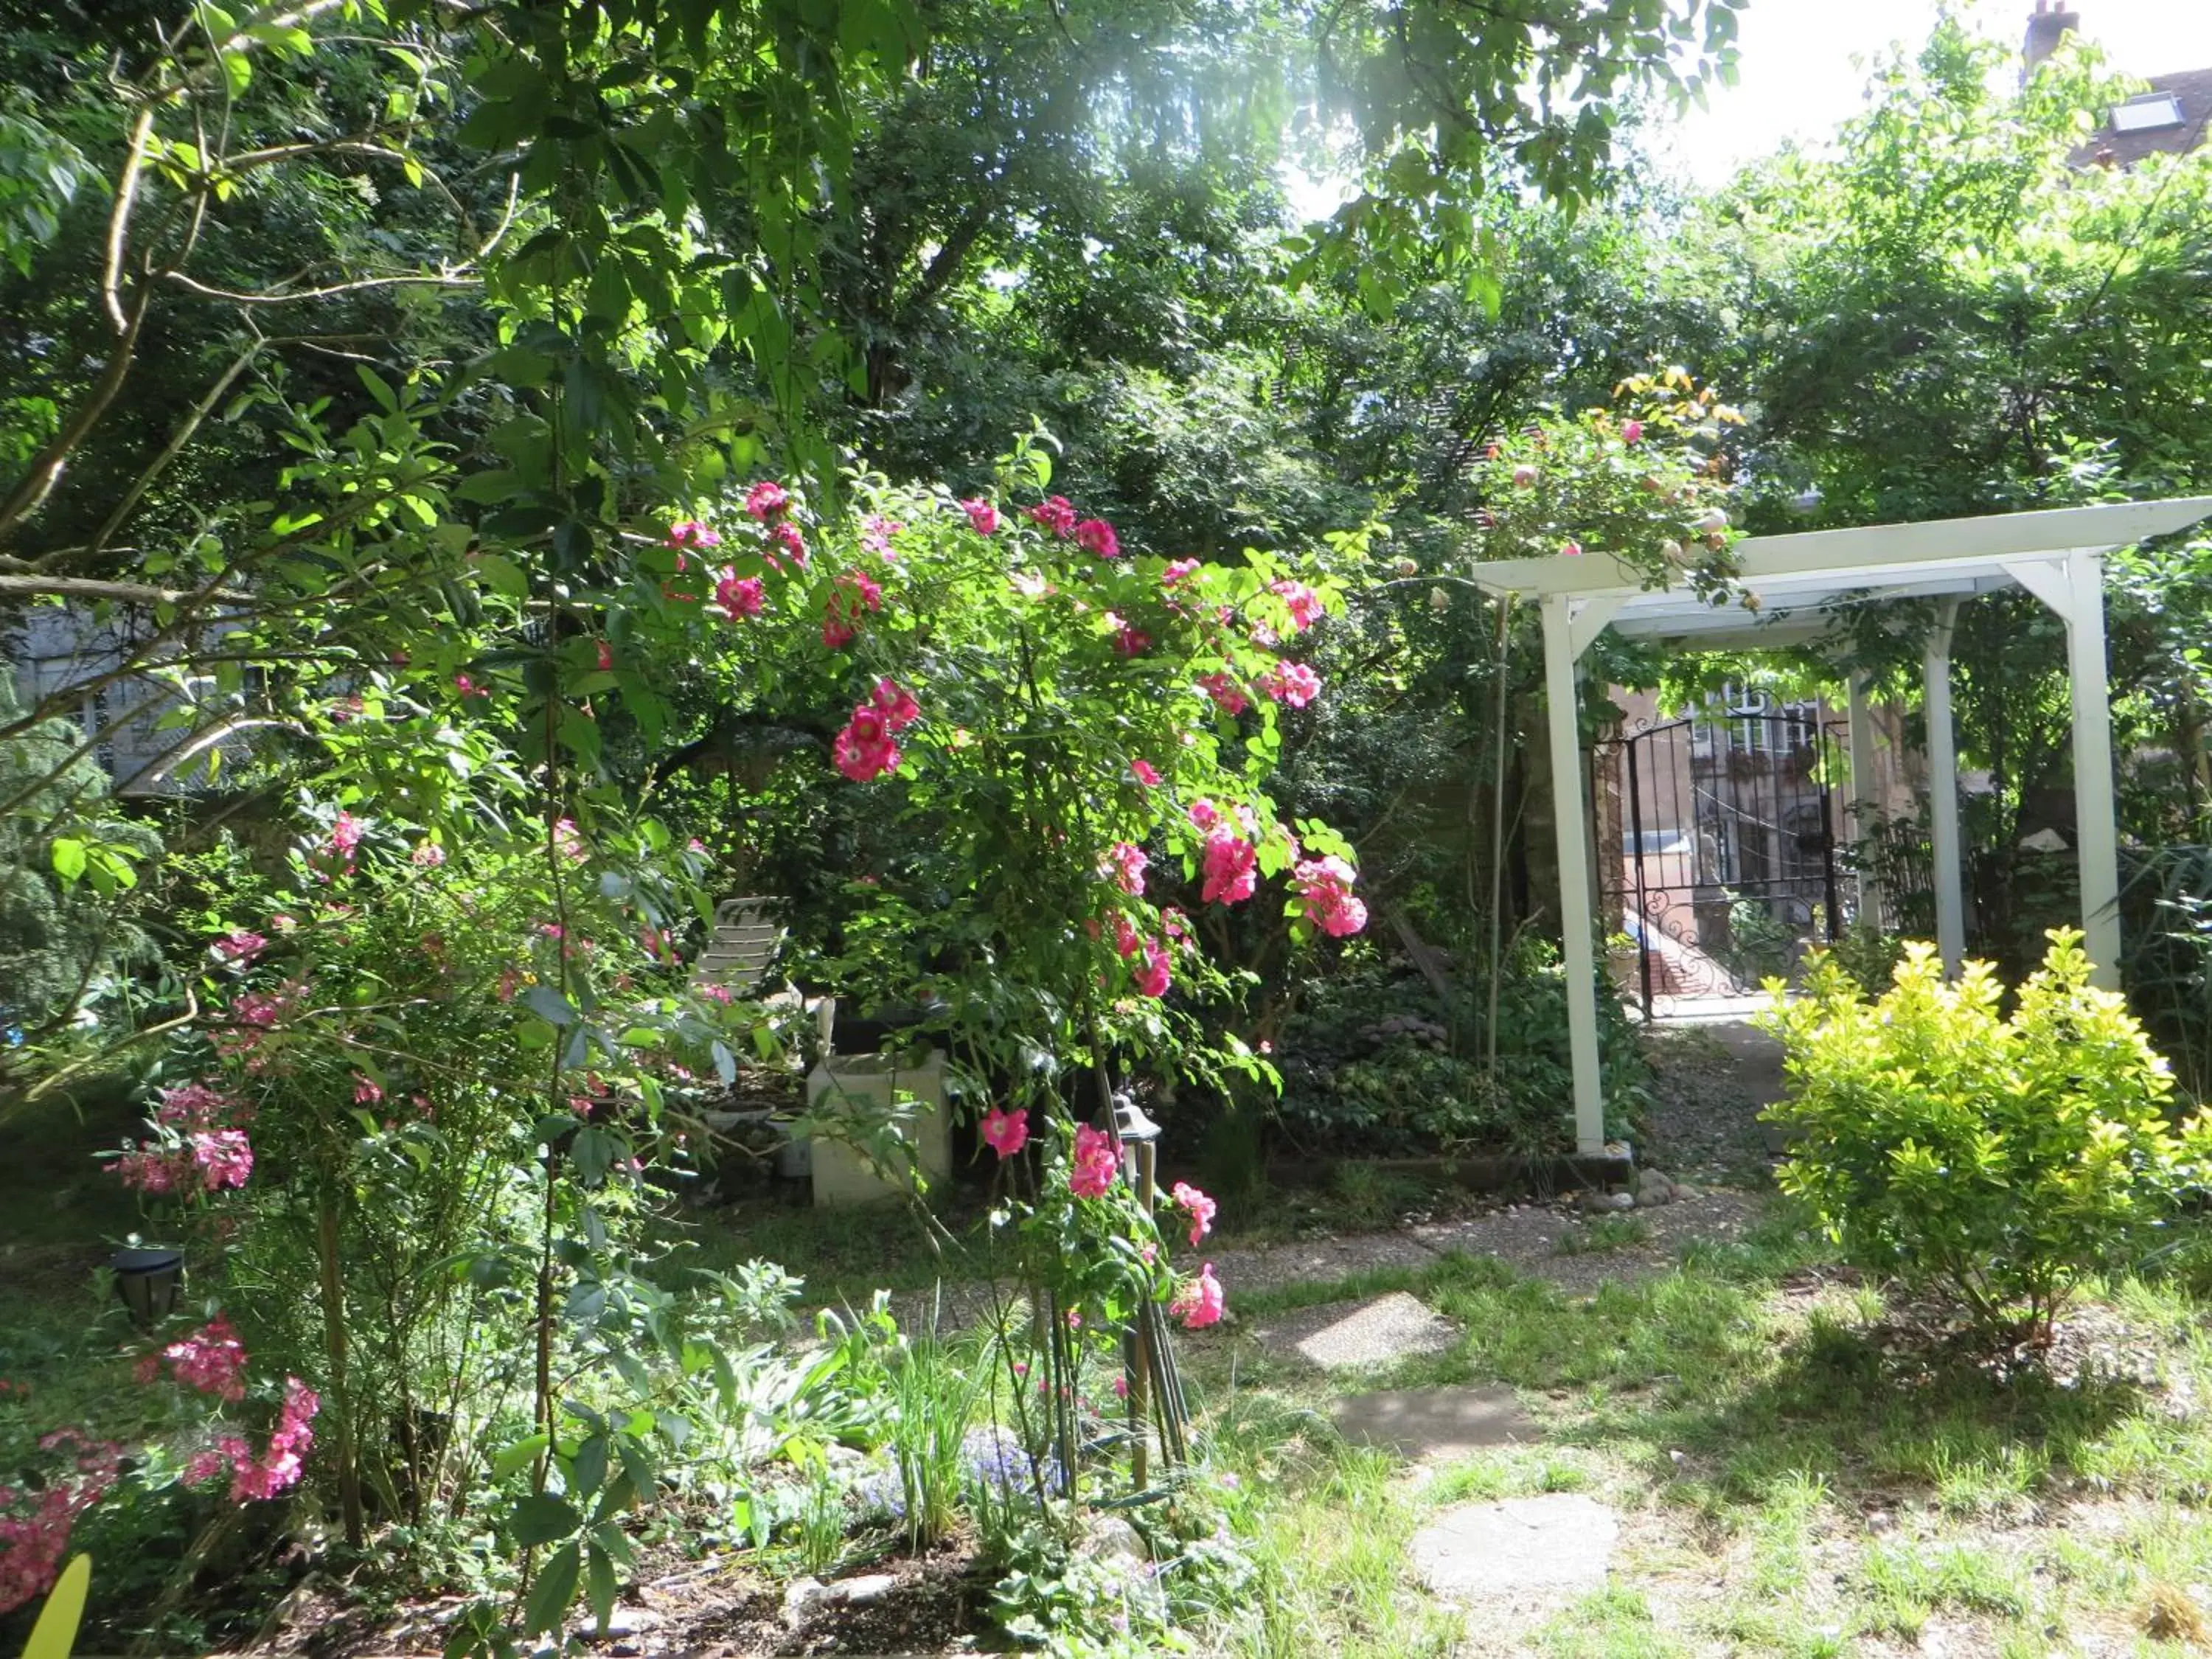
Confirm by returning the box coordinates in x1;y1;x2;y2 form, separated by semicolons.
1924;600;1966;977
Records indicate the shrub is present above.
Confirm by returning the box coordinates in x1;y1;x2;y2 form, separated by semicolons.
1759;931;2209;1341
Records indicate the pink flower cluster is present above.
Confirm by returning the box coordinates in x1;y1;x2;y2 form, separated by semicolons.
0;1430;120;1615
185;1377;319;1503
667;518;722;550
1294;855;1368;938
832;679;920;782
1068;1124;1119;1199
1075;518;1119;559
1170;1262;1225;1329
1171;1180;1216;1246
712;570;765;620
1268;580;1324;631
981;1106;1028;1158
212;931;266;967
1104;841;1147;896
745;481;790;521
822;569;883;648
1027;496;1078;538
119;1077;258;1194
1261;660;1321;708
962;498;1000;536
1107;912;1175;998
136;1315;248;1401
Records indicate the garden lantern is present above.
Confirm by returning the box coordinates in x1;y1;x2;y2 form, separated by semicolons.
110;1246;184;1328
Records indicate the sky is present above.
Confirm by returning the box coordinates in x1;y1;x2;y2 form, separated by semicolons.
1665;0;2212;185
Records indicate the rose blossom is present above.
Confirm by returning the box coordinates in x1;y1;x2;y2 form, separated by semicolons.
981;1106;1029;1158
1197;672;1248;715
1104;841;1147;896
1133;939;1172;998
712;570;765;620
1074;518;1120;558
1293;854;1368;937
1068;1124;1119;1199
1260;661;1321;708
667;518;722;549
745;480;790;520
1027;495;1078;538
961;497;1000;535
1130;759;1163;787
1200;830;1256;906
1171;1180;1217;1245
1170;1263;1225;1329
1268;580;1324;631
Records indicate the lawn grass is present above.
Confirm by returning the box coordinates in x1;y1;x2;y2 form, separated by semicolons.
1173;1197;2212;1658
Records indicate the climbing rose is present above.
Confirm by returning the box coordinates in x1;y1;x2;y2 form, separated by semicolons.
1069;1124;1119;1199
156;1082;232;1129
192;1129;254;1190
1028;495;1078;538
116;1147;185;1194
1560;540;1582;558
410;841;445;868
713;571;765;620
667;518;722;549
1200;830;1256;906
145;1315;248;1402
833;706;901;782
212;931;265;965
962;497;1001;535
769;518;810;568
1197;672;1248;715
229;1377;319;1503
1104;841;1147;896
745;481;790;520
1260;661;1321;709
1187;799;1221;830
1170;1263;1225;1329
1130;759;1162;787
871;678;921;731
596;639;613;670
1133;939;1172;998
981;1106;1029;1159
1293;854;1368;938
1110;913;1142;959
1268;580;1324;631
1161;558;1201;586
1107;615;1151;655
1171;1181;1217;1246
330;813;362;858
1074;518;1120;558
822;569;883;648
1621;420;1644;445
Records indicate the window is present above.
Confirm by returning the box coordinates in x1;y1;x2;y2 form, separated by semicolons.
2112;95;2185;133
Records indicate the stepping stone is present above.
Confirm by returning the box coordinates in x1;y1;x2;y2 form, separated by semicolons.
1410;1493;1618;1603
1248;1291;1457;1371
1329;1385;1535;1461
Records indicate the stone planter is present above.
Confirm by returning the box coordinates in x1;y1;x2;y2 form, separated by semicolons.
801;1047;951;1206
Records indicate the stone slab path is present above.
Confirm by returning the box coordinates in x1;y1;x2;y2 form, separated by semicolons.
1411;1492;1619;1603
1329;1385;1536;1460
1248;1291;1459;1371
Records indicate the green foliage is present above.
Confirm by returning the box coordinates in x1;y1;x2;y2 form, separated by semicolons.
1760;932;2207;1339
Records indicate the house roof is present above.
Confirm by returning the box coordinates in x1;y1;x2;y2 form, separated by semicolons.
2079;67;2212;167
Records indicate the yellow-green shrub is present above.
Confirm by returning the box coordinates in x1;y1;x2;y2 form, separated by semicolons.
1760;931;2209;1340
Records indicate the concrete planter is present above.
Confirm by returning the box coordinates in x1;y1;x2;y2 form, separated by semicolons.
802;1048;952;1206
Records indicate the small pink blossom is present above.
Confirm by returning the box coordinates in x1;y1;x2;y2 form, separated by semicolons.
156;1082;231;1130
769;518;810;568
1171;1181;1217;1246
1560;540;1582;558
1512;464;1537;487
698;982;733;1005
411;841;445;868
1161;558;1201;586
1130;758;1163;787
454;673;486;699
1293;854;1368;937
712;570;765;620
1112;622;1152;656
1111;1375;1130;1399
212;931;266;966
192;1129;254;1190
859;515;901;559
1621;420;1644;444
962;497;1000;535
1200;830;1256;906
596;639;614;671
1069;1124;1119;1199
1268;580;1324;631
147;1315;249;1402
1075;518;1120;558
981;1106;1029;1159
330;813;362;858
1027;496;1078;538
1110;913;1143;959
1133;939;1172;998
115;1147;187;1193
352;1073;382;1105
1104;841;1147;896
1170;1263;1225;1329
833;706;902;782
871;678;921;731
1197;672;1249;715
744;481;790;521
1261;661;1321;708
667;518;723;549
1188;799;1221;830
822;569;883;648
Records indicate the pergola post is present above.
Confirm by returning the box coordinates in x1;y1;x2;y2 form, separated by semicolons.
1924;599;1966;978
2002;550;2124;988
1846;669;1882;928
1541;592;1624;1158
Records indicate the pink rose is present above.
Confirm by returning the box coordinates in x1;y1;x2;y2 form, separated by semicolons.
981;1106;1029;1159
962;497;1000;536
1069;1124;1119;1199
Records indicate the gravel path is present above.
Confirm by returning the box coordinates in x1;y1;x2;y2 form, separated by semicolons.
1639;1019;1792;1185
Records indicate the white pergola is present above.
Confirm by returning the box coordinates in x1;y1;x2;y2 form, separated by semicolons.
1467;497;2212;1155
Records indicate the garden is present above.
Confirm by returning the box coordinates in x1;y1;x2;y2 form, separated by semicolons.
4;2;2212;1655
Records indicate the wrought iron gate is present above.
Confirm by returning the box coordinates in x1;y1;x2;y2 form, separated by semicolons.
1593;707;1844;1019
